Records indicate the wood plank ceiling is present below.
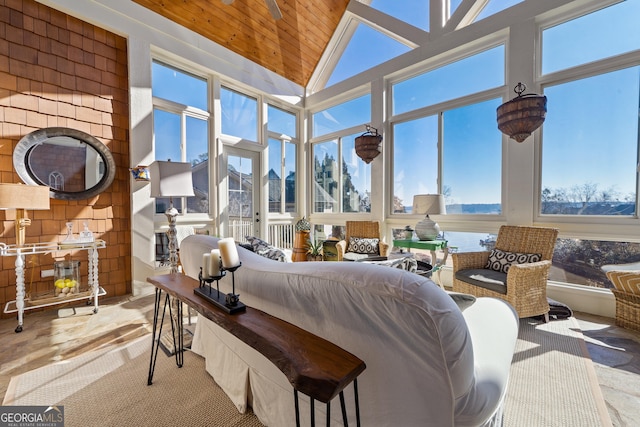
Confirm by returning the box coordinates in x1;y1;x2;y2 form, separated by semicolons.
133;0;350;87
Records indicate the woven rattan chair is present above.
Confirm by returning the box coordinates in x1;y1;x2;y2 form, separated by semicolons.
452;225;558;321
605;270;640;332
335;221;389;261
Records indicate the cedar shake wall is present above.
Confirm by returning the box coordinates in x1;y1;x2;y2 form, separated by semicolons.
0;0;131;316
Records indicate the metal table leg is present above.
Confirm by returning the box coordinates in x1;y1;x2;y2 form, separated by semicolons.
147;288;183;385
294;377;361;427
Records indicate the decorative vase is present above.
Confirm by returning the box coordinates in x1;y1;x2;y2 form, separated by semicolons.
292;230;310;262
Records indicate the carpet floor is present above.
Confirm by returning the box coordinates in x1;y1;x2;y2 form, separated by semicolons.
3;317;611;427
2;334;262;427
504;316;612;426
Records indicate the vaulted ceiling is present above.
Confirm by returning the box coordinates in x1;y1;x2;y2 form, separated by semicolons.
133;0;350;87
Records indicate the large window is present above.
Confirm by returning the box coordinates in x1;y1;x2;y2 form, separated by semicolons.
541;0;640;75
540;1;640;216
312;94;371;137
268;105;297;213
443;98;502;213
313;140;339;213
391;47;504;214
311;94;372;213
393;116;438;213
392;45;504;116
221;86;258;141
541;69;638;216
152;61;209;215
312;135;372;214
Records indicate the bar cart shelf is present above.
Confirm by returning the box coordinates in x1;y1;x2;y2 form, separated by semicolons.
1;240;106;333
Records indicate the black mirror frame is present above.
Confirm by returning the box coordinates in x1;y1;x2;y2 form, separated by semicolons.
13;127;116;201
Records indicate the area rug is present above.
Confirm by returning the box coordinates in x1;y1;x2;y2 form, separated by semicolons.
2;335;263;427
3;317;611;427
504;316;612;427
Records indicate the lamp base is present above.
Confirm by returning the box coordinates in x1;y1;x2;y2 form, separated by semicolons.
415;215;440;241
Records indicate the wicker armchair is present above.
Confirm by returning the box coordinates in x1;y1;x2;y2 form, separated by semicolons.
452;225;558;321
605;270;640;332
335;221;389;261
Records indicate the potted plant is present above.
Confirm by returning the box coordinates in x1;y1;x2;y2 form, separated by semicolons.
307;239;323;261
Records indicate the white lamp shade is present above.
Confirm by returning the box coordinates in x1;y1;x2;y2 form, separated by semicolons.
149;161;195;198
0;183;50;210
412;194;446;215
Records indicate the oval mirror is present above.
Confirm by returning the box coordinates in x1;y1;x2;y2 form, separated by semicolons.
13;127;116;200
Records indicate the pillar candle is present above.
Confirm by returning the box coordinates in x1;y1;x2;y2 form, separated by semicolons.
210;249;221;277
219;238;240;269
202;253;211;278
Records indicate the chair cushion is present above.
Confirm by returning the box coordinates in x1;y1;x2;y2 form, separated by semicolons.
245;236;288;262
347;237;379;254
455;268;507;294
485;249;541;274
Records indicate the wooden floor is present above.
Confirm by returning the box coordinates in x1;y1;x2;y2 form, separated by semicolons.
1;286;639;426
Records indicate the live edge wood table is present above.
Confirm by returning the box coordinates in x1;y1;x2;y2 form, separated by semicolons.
146;274;366;427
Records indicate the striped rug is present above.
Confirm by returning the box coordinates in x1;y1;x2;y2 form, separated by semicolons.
505;317;612;426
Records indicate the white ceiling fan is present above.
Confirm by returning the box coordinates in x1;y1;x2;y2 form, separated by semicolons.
221;0;283;20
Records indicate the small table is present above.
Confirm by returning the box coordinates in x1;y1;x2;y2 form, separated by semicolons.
393;239;448;267
2;240;106;332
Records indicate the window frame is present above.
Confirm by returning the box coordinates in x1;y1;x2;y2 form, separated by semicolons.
534;2;640;227
151;61;211;225
308;89;374;217
386;39;507;221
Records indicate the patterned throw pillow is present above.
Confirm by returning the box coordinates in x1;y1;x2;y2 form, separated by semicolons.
347;237;380;255
485;249;541;274
245;236;287;262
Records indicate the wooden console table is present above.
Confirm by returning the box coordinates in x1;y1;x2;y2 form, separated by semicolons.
147;273;366;426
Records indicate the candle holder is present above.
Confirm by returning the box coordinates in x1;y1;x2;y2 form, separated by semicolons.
194;263;246;314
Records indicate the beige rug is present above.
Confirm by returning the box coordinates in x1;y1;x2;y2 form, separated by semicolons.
505;316;612;426
2;335;263;427
3;317;611;427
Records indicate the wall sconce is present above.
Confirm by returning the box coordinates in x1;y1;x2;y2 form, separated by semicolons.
0;183;50;246
355;125;382;164
497;83;547;142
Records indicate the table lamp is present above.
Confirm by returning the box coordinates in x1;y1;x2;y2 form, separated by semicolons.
0;183;50;246
412;194;446;241
150;161;195;273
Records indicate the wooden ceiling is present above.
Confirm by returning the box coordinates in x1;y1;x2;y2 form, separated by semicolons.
133;0;350;87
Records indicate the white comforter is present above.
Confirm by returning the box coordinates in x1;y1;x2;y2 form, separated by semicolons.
181;235;518;427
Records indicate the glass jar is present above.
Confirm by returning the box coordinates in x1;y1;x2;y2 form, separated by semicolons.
54;260;81;297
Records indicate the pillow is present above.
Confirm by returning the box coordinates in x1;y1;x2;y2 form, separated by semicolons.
347;237;380;255
245;236;287;262
238;243;254;252
447;292;476;311
485;249;541;274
